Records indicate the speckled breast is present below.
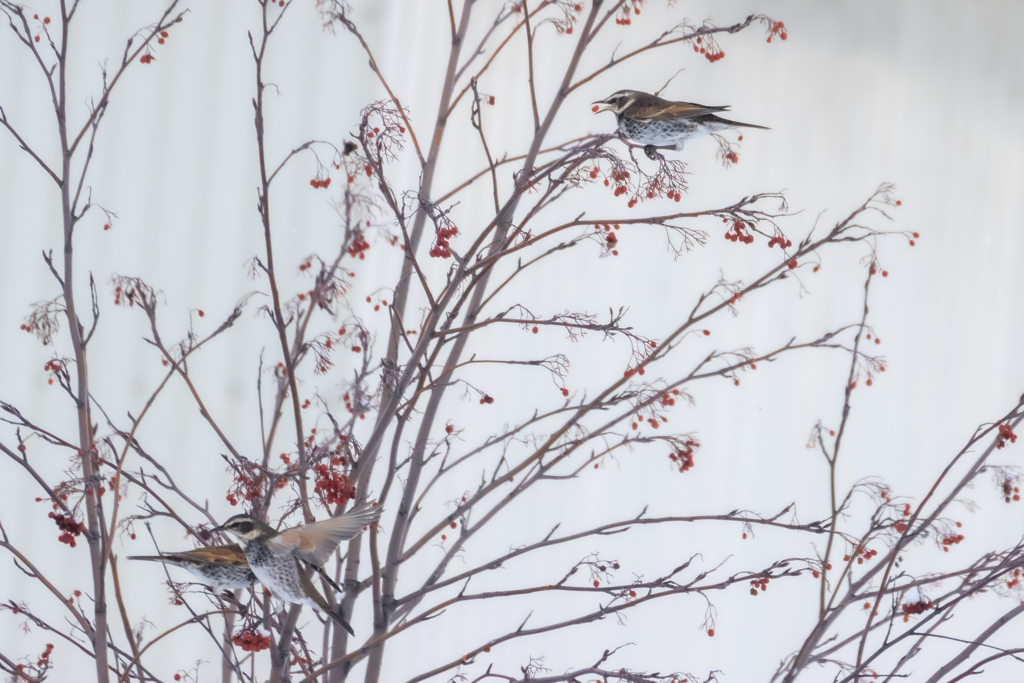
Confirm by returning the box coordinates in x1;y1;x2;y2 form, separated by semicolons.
243;542;304;602
618;116;703;146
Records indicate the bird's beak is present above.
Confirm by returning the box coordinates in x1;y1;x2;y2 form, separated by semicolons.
592;100;612;114
210;525;224;533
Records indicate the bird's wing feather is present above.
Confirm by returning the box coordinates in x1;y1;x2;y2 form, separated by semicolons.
266;503;382;566
178;546;251;568
129;545;250;568
631;101;729;122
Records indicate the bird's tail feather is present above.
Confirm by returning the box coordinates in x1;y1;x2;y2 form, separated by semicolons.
310;562;345;596
327;608;356;637
712;115;770;130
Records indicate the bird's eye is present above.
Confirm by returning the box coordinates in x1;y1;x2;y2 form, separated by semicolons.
237;522;254;534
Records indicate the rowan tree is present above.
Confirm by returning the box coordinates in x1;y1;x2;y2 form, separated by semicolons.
1;2;1021;683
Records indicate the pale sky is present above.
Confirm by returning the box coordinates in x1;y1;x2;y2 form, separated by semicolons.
1;2;1022;681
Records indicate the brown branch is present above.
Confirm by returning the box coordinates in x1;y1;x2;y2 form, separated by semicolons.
522;0;540;132
568;15;763;94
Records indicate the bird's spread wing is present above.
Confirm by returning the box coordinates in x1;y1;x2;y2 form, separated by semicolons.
266;503;383;566
630;101;729;122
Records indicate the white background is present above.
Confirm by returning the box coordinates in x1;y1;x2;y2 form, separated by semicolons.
1;1;1023;681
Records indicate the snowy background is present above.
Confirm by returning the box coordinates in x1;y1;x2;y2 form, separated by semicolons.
1;1;1023;681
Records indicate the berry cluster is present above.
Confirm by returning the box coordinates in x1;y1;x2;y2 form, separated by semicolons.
14;641;55;678
429;224;458;259
749;576;769;596
996;423;1017;449
669;440;698;473
941;533;965;551
901;596;933;618
313;463;354;507
724;220;754;244
603;168;631;198
479;394;495;405
893;503;913;532
692;36;725;63
767;234;793;249
139;53;155;64
226;469;263;507
310;176;332;189
1002;476;1021;503
112;277;156;309
37;643;54;667
50;512;85;547
347;233;370;259
766;20;788;43
614;1;641;25
342;390;360;416
638;168;686;203
844;545;879;565
809;563;832;578
232;629;271;652
595;224;619;256
43;358;66;385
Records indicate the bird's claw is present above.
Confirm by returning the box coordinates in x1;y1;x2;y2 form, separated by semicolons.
643;145;664;161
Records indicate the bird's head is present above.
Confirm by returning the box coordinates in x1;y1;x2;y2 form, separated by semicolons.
592;90;641;115
212;515;273;546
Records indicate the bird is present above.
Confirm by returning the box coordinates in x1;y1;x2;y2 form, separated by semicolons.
212;502;383;636
593;89;769;158
128;545;256;595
